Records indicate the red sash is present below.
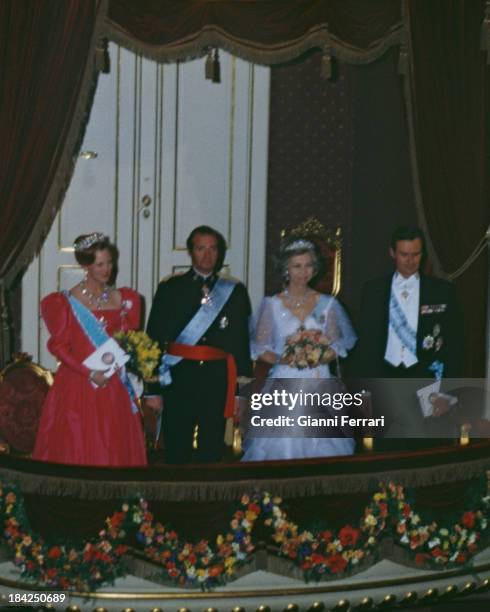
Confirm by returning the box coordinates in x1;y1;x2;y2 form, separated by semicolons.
167;343;237;418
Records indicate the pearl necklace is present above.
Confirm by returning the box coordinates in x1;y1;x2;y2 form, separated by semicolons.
79;280;112;310
284;288;311;309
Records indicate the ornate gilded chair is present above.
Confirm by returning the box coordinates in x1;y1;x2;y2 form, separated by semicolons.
0;354;53;455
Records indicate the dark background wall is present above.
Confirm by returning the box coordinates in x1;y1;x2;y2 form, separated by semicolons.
266;48;417;327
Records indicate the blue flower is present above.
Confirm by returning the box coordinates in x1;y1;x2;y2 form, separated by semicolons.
428;360;444;380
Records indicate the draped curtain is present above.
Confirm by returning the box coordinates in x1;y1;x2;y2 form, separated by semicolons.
0;0;488;373
0;0;108;286
106;0;403;64
406;0;490;374
0;0;108;365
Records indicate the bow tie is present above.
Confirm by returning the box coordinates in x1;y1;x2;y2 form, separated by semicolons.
394;274;417;290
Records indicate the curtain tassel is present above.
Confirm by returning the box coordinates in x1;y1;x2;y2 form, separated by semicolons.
205;48;221;83
481;1;490;64
205;48;214;80
95;37;110;74
212;48;221;83
320;47;332;80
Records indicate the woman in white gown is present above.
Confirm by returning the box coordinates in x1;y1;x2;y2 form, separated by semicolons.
242;237;357;461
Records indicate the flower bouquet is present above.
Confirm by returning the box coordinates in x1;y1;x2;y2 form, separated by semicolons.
281;328;334;369
113;330;161;396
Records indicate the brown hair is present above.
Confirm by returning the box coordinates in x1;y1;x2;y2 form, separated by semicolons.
73;234;112;266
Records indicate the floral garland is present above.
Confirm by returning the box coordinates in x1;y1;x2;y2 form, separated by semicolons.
0;481;489;592
0;484;128;591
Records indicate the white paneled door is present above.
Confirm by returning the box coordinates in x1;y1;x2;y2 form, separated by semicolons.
22;44;270;369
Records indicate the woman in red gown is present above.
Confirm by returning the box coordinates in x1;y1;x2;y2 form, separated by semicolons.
32;233;147;466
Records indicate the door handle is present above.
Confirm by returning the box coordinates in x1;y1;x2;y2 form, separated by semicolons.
137;195;152;215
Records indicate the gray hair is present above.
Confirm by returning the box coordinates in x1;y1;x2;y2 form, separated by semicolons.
275;236;322;282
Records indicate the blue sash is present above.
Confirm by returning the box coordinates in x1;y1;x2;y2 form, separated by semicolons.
66;293;139;414
388;290;417;358
158;277;236;386
312;294;331;323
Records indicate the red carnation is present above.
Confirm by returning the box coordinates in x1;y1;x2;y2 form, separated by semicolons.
46;567;57;579
431;547;444;558
378;502;388;518
115;545;128;556
311;553;325;565
110;512;125;528
326;554;348;574
321;530;333;543
462;512;475;529
456;552;467;564
402;503;411;518
415;553;431;565
47;546;62;560
338;525;360;547
248;503;261;515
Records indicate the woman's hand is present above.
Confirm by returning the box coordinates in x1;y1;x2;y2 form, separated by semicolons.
321;347;337;364
260;351;282;365
89;370;109;387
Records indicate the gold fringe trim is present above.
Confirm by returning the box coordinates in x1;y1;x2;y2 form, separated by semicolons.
105;20;403;67
1;455;489;501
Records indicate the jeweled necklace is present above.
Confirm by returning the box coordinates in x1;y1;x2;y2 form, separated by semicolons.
79;279;112;310
284;288;311;309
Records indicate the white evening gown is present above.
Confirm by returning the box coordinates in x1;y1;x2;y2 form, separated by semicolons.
241;294;357;461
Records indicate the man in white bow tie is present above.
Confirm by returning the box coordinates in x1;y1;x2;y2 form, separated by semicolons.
355;226;462;443
357;226;462;380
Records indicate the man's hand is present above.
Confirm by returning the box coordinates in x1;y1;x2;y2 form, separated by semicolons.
430;393;451;417
145;395;163;414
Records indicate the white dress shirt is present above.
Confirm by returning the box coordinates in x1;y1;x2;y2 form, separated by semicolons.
384;272;420;367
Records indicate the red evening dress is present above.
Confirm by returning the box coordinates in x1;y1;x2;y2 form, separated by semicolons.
32;287;147;466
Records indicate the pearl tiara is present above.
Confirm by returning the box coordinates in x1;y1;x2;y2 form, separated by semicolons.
284;239;315;252
73;232;107;252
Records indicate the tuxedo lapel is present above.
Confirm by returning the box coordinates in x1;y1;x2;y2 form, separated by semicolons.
416;274;427;350
379;275;392;349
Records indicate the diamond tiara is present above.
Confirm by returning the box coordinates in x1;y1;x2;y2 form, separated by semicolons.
73;232;107;252
284;239;315;252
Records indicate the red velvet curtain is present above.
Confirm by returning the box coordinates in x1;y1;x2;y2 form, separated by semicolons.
0;0;107;285
407;0;490;375
107;0;403;63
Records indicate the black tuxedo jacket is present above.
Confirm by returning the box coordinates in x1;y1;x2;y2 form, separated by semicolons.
146;269;252;378
356;274;462;378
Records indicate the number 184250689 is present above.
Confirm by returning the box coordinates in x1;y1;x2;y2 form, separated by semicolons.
7;592;66;605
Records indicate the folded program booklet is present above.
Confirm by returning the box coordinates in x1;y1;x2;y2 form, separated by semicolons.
416;380;441;417
83;338;129;380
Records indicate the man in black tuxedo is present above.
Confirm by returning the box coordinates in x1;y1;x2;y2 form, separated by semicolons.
356;226;462;441
146;226;252;463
